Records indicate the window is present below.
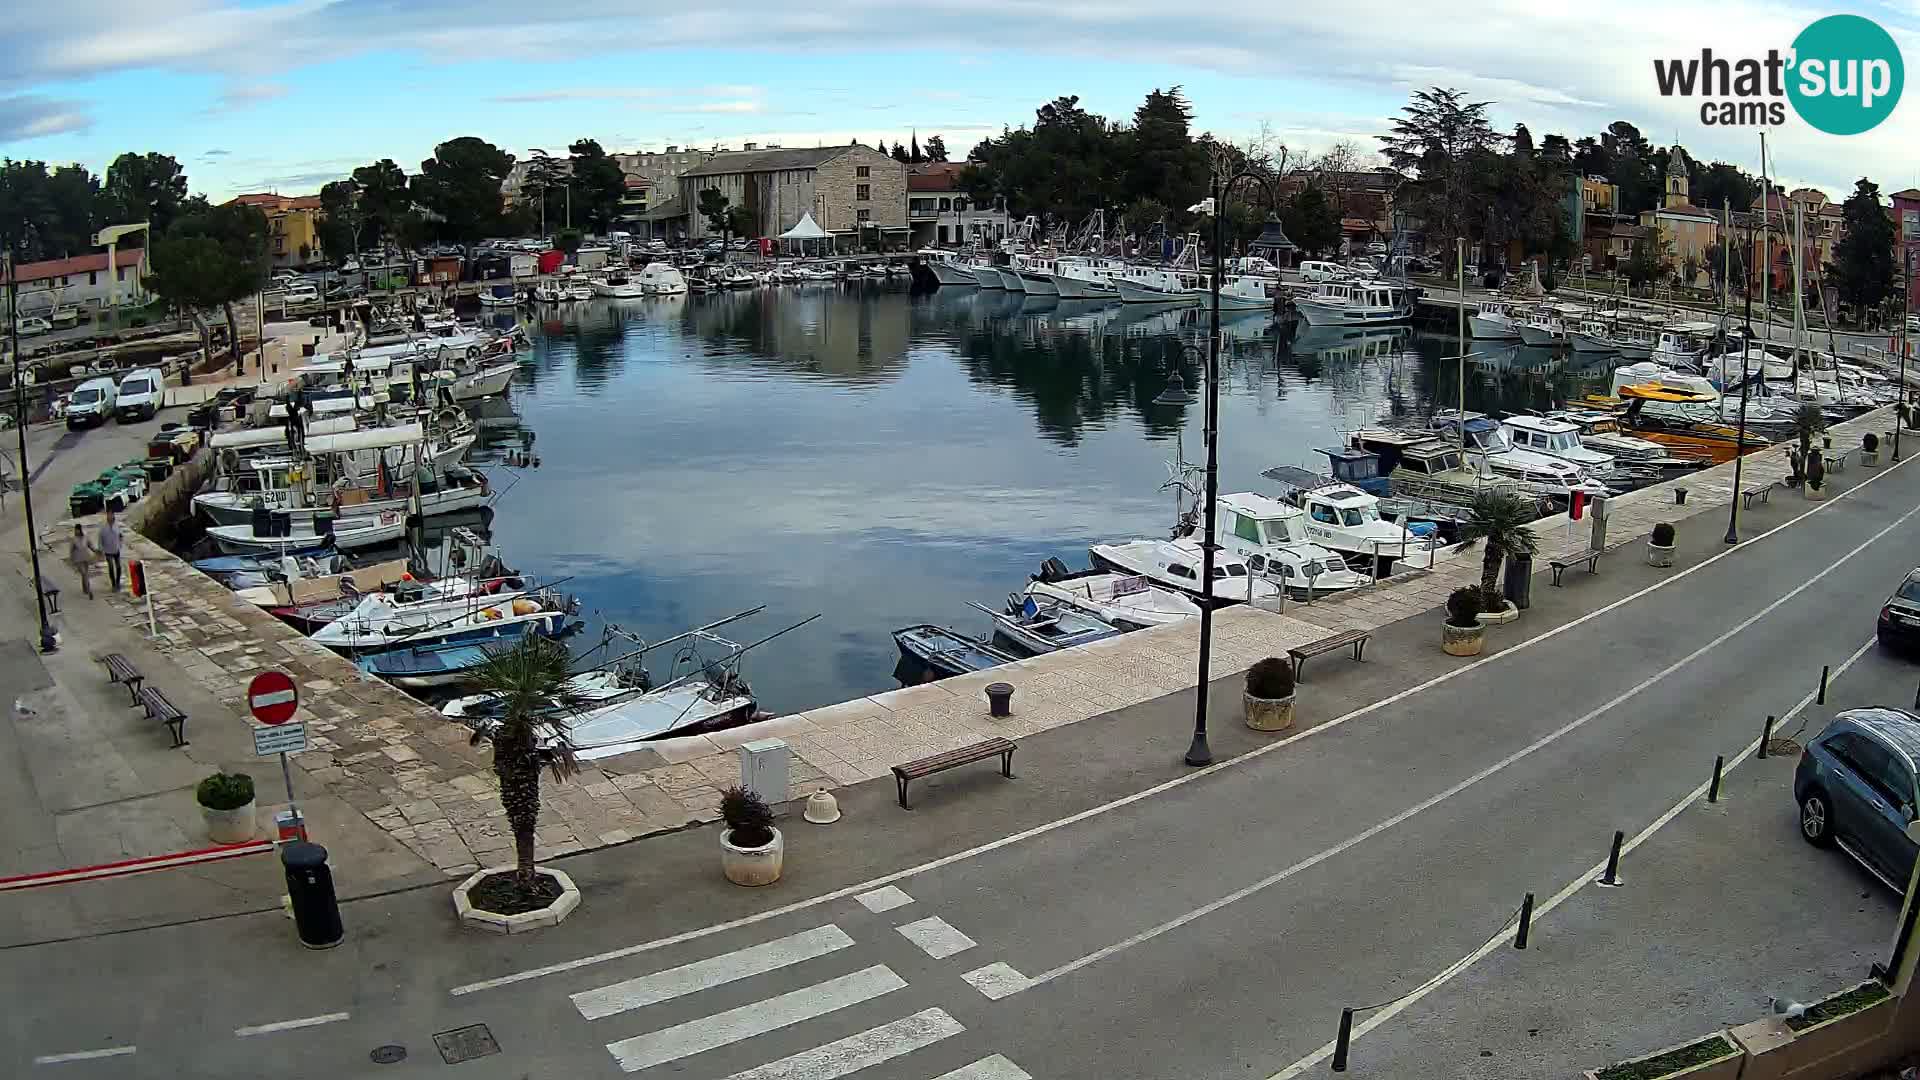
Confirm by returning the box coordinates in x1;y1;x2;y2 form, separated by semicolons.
856;165;870;178
856;184;870;201
88;271;97;286
1224;564;1247;577
857;209;871;223
1246;555;1266;571
1340;508;1366;528
1311;504;1337;525
939;198;951;212
1167;563;1195;580
1232;513;1262;543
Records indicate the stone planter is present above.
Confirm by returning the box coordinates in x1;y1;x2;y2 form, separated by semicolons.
1442;621;1484;656
202;799;256;844
1477;601;1519;626
1861;450;1880;468
1582;1033;1743;1080
721;826;784;886
1804;483;1827;502
1244;691;1295;732
1730;982;1895;1080
1647;541;1675;568
452;866;581;934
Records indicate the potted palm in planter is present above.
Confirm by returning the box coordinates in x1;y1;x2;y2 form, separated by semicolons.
1243;657;1296;732
1792;403;1826;489
1459;489;1537;624
1646;522;1676;567
1442;586;1486;656
452;634;586;932
1860;432;1879;467
720;786;784;886
197;772;256;843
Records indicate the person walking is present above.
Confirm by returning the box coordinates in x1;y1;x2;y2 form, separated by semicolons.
66;524;93;599
96;510;124;594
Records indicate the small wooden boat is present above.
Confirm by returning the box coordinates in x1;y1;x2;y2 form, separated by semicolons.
356;632;531;689
974;597;1122;655
206;509;407;554
892;624;1017;678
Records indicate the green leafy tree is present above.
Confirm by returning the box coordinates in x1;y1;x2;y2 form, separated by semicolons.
1378;87;1501;256
1458;489;1539;609
1623;233;1668;293
891;142;910;163
726;205;755;241
465;635;583;896
1831;177;1894;317
1692;162;1761;216
697;187;732;237
144;202;269;372
1603;121;1660;215
410;137;514;243
1283;184;1341;257
567;139;626;234
554;228;583;256
924;134;949;163
1121;87;1207;219
351;159;412;248
316;179;363;264
0;159;103;260
103;152;189;234
522;150;569;234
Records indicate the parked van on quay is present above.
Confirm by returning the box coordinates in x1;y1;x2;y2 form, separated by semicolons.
1298;260;1349;284
116;367;165;422
65;376;118;429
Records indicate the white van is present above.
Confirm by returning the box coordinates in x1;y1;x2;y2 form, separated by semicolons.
66;376;118;429
1298;260;1349;284
116;367;165;422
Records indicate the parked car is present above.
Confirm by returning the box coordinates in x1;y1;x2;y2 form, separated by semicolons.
1796;707;1920;891
15;315;51;336
1879;570;1920;651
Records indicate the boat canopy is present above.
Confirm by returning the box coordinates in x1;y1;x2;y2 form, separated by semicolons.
303;422;425;454
210;415;355;448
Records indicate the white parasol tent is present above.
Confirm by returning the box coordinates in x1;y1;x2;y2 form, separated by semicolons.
778;212;832;257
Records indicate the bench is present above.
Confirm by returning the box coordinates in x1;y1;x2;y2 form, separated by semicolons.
1548;549;1603;586
135;686;189;748
894;737;1015;809
1288;628;1373;679
100;653;144;704
1823;450;1848;474
1741;482;1776;509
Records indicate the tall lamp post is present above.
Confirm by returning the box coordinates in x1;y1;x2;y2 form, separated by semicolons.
1898;250;1910;464
6;253;58;652
1726;218;1756;545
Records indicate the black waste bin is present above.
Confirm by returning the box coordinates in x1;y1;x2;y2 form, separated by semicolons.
282;841;343;949
1503;553;1534;611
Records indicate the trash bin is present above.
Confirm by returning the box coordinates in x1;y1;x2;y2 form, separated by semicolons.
1502;553;1533;611
281;841;343;949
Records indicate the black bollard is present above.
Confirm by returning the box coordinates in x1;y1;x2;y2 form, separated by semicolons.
1331;1008;1355;1072
1817;664;1830;705
1759;715;1775;759
282;841;344;949
1708;755;1725;803
1598;830;1625;886
1514;892;1535;950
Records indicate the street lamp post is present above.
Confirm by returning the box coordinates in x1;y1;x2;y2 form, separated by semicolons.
6;253;58;652
1898;250;1910;464
1726;219;1756;545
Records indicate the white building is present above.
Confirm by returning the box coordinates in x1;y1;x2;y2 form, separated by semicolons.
3;249;150;315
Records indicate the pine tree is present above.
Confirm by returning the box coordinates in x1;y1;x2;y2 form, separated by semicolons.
910;133;923;163
890;142;910;163
1832;177;1895;318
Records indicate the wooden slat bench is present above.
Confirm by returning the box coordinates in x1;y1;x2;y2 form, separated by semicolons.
100;653;145;704
1548;549;1603;586
135;686;189;748
1741;482;1776;509
1288;628;1373;679
894;737;1015;809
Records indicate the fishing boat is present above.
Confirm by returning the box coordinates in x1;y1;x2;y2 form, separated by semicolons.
1469;300;1524;340
1115;267;1208;306
193;545;337;580
356;628;545;689
440;668;650;724
532;281;564;303
1048;257;1125;299
561;675;760;759
281;568;525;635
972;263;1009;289
893;624;1018;677
1022;559;1199;628
1652;321;1718;366
478;283;518;307
973;596;1122;655
1259;467;1449;573
1216;275;1276;310
567;279;594;301
425;358;517;402
311;589;566;651
231;556;413;617
194;461;489;528
1430;412;1611;500
1203;492;1371;596
1292;279;1413;327
639;262;689;295
918;249;982;287
206;508;408;555
1516;306;1568;347
592;269;646;298
1088;538;1282;608
223;550;356;592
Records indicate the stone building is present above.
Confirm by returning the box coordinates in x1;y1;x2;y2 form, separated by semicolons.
906;163;1009;248
678;144;907;249
1636;146;1719;285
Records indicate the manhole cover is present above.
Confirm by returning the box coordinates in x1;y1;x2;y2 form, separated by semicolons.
434;1024;500;1064
370;1045;407;1065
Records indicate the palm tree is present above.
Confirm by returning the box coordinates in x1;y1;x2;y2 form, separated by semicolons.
1792;403;1827;482
467;635;584;895
1458;489;1540;607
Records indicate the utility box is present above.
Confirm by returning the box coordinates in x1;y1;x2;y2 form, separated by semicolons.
738;738;790;805
1589;494;1610;551
1503;553;1533;610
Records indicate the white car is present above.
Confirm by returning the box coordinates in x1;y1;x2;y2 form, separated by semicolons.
15;316;51;336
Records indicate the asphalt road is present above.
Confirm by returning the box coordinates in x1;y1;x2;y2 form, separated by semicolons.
6;457;1920;1079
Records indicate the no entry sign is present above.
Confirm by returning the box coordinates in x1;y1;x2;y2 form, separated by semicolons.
247;671;299;725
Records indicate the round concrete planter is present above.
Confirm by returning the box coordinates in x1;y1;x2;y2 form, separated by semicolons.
202;799;256;844
452;866;581;934
1442;621;1485;656
1861;450;1880;468
721;826;784;886
1244;691;1295;732
1646;541;1675;568
1477;601;1519;626
1804;484;1827;502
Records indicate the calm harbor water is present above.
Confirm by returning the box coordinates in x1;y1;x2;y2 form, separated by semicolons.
468;287;1614;714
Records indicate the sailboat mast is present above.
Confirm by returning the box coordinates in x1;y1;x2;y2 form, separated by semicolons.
1791;200;1809;401
1456;237;1466;457
1759;133;1775;393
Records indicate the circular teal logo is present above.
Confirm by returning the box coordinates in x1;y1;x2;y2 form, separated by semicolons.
1788;15;1903;135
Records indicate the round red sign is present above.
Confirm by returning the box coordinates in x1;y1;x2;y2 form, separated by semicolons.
247;671;299;725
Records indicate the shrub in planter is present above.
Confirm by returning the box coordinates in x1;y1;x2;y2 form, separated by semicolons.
1587;1033;1741;1080
196;771;256;843
1243;656;1296;732
1861;431;1880;467
1647;522;1676;568
720;785;784;886
1442;586;1487;656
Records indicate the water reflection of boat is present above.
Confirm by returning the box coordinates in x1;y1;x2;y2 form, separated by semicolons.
1288;324;1409;363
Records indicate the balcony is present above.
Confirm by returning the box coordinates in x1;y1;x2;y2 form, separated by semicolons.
909;208;942;219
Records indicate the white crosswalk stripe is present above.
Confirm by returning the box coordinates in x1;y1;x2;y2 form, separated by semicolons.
574;925;855;1020
894;916;976;960
719;1007;964;1080
933;1056;1035;1080
604;964;907;1073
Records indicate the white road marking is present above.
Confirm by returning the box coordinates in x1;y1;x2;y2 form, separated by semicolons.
1015;496;1920;993
855;885;915;913
720;1007;963;1080
935;1055;1036;1080
1265;631;1881;1079
34;1047;136;1064
573;925;854;1020
895;915;977;959
961;962;1032;1000
449;451;1912;998
605;964;905;1073
233;1012;350;1037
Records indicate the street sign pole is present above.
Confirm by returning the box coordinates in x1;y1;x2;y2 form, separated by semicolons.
279;749;304;843
248;671;306;842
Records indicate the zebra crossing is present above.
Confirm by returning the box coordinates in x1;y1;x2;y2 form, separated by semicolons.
567;890;1033;1078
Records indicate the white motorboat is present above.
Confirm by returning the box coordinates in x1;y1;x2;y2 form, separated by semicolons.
592;269;646;298
206;508;408;555
1292;279;1412;327
1259;467;1451;572
1499;415;1619;475
1088;538;1282;607
1115;268;1207;306
1048;257;1123;299
441;668;647;723
974;596;1122;654
194;462;489;527
533;282;564;303
1010;254;1060;296
1205;492;1370;597
1431;412;1610;499
1216;275;1275;311
1470;301;1524;340
313;590;568;651
427;359;517;402
567;280;594;301
1022;559;1199;628
478;284;518;307
1652;321;1718;367
1516;306;1567;347
639;262;689;295
919;250;981;287
560;676;757;761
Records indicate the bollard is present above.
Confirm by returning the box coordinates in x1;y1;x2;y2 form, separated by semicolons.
282;841;343;949
1331;1008;1355;1072
1514;892;1534;950
1708;755;1724;803
1817;664;1830;705
1598;830;1625;886
1759;715;1775;759
985;682;1015;718
1675;486;1688;506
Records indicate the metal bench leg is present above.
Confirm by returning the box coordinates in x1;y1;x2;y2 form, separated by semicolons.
1550;568;1566;587
169;720;188;749
1001;750;1015;779
1351;641;1366;662
897;775;912;810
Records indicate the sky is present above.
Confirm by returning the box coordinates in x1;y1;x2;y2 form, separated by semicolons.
1;1;1917;203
